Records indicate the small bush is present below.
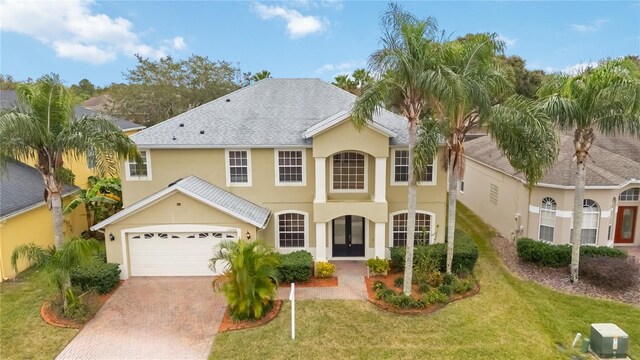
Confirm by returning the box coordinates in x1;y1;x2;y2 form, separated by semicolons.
367;257;390;274
71;261;120;294
315;262;336;278
375;287;395;302
373;280;385;291
393;276;404;288
427;271;444;287
580;257;639;290
454;279;475;294
277;250;313;283
438;283;455;296
443;273;457;286
389;294;423;308
418;283;430;294
516;238;627;267
422;289;448;305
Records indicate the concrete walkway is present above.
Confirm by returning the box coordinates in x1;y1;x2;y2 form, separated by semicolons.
615;245;640;259
277;261;368;300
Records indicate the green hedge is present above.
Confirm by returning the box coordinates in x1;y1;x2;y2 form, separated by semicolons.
516;238;627;267
276;250;313;283
71;261;120;294
389;229;479;275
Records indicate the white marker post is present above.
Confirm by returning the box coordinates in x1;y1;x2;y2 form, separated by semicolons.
289;283;295;340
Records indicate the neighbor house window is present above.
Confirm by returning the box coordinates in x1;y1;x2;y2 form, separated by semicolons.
391;211;433;247
392;149;434;185
331;152;366;191
619;188;640;201
275;149;305;185
538;197;556;242
581;199;600;245
126;150;151;180
276;212;307;248
226;150;251;186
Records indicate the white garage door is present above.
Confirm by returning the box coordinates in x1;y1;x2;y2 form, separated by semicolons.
128;231;237;276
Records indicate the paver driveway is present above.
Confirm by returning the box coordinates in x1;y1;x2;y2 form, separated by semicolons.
57;277;225;360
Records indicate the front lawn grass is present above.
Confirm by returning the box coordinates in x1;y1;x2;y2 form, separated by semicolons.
0;268;78;360
210;203;640;359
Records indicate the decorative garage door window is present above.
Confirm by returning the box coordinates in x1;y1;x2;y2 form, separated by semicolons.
130;232;237;240
392;212;432;247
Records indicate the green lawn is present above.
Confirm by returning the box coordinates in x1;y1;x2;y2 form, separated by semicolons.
0;268;78;360
210;203;640;360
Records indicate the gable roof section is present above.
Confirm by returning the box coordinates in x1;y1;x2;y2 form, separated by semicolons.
0;160;79;219
91;176;271;230
464;134;640;188
130;78;408;148
302;109;398;139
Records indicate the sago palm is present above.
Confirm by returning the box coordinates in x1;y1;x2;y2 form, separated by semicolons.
11;237;99;314
538;58;640;283
210;239;280;320
0;74;139;248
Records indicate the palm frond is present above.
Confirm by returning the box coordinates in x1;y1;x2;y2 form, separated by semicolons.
11;243;54;272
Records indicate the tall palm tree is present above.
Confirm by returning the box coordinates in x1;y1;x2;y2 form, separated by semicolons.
0;74;139;249
332;74;356;93
252;70;272;82
351;68;374;95
538;58;640;283
12;237;99;314
352;4;445;295
415;33;558;273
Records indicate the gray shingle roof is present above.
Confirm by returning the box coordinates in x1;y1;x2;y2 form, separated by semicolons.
0;160;79;219
0;90;144;131
464;134;640;187
130;78;409;147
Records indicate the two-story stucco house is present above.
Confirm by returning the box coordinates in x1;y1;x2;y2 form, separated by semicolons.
92;78;447;278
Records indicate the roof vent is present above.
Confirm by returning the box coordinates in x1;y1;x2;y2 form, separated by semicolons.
200;130;205;134
179;123;184;127
225;98;231;102
172;136;177;140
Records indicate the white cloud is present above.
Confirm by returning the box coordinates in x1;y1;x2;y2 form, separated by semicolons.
291;0;344;11
172;36;187;50
253;3;327;39
570;19;608;33
315;60;361;74
497;34;517;47
545;61;598;75
0;0;179;64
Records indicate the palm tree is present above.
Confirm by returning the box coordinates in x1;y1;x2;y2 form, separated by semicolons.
352;4;444;295
538;58;640;283
11;237;99;314
414;33;558;273
63;176;123;231
0;74;139;249
252;70;272;82
332;74;356;93
351;68;374;95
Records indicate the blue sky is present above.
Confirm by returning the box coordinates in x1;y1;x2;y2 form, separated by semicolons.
1;1;639;87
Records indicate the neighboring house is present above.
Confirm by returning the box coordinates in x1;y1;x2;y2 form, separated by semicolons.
92;78;448;278
0;160;86;281
459;134;640;248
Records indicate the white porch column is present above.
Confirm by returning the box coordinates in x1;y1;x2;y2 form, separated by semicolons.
374;157;387;202
315;157;326;203
374;222;386;259
315;222;327;261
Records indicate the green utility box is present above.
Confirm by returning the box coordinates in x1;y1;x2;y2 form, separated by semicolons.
590;323;629;359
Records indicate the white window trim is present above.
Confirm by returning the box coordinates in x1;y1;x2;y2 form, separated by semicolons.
274;210;309;251
388;210;436;247
125;149;152;181
329;152;368;193
225;149;252;187
274;149;307;187
618;187;640;202
537;197;556;243
569;199;600;245
390;149;436;186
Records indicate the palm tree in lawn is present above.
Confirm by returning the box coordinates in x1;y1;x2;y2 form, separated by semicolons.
12;237;99;315
352;4;446;295
252;70;272;82
414;33;559;273
0;74;139;249
538;58;640;283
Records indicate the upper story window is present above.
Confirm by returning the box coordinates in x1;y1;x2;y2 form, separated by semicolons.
391;149;434;185
390;211;433;247
226;149;251;186
275;211;307;248
538;197;556;242
125;150;151;181
331;152;367;192
619;188;640;202
275;149;306;186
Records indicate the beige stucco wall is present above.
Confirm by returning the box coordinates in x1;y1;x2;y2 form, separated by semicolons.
312;120;389;158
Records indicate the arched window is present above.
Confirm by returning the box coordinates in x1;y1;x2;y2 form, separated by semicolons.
581;199;600;244
331;152;367;192
391;211;433;247
538;197;556;242
275;211;308;248
619;188;640;202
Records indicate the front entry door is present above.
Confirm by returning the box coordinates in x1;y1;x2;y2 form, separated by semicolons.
332;215;365;257
615;206;637;244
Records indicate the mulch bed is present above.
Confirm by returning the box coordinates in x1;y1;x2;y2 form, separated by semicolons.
364;273;480;315
279;276;338;288
492;236;640;306
218;300;282;332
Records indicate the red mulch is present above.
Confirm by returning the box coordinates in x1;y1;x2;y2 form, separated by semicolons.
364;274;480;315
279;276;338;288
218;300;282;332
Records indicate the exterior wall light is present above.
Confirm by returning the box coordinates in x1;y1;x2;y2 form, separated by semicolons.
109;233;115;241
246;231;251;239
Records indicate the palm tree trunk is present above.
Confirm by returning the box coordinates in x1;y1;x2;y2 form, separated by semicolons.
446;152;458;274
51;191;65;249
570;128;592;283
403;119;418;296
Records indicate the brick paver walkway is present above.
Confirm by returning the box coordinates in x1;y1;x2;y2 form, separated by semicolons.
56;277;224;360
277;261;368;300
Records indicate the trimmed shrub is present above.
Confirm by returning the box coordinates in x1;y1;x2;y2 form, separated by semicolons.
516;238;627;267
277;250;313;283
579;256;639;290
367;257;390;274
315;261;336;278
71;262;120;294
390;230;479;275
427;271;444;287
